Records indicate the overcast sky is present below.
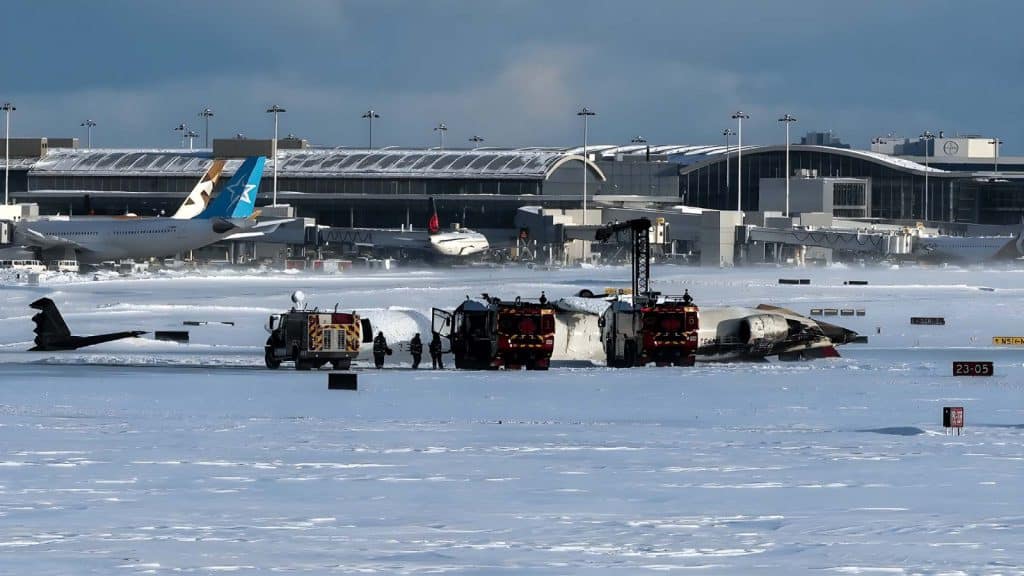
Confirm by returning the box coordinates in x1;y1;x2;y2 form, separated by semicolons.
2;0;1020;152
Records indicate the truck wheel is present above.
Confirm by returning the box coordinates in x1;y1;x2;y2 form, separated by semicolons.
264;348;281;370
624;340;638;367
293;347;311;371
605;340;622;369
331;358;351;371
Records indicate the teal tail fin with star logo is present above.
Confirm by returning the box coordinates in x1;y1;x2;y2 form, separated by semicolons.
197;156;267;219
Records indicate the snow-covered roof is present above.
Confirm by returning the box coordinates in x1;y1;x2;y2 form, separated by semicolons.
31;149;233;175
21;147;606;181
6;143;953;180
671;144;949;174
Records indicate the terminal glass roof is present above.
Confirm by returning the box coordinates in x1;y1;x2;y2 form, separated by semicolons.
26;147;594;180
12;144;947;178
272;148;570;179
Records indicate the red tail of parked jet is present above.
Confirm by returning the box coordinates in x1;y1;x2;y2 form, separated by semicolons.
428;197;441;235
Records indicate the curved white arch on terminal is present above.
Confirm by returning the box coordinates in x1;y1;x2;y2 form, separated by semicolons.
544;154;607;181
677;144;950;176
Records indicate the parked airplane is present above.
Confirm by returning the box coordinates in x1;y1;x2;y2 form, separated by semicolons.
71;159;226;220
913;227;1024;263
29;297;145;350
14;157;273;263
316;197;489;258
171;159;226;219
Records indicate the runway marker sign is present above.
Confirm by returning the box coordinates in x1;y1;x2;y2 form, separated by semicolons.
992;336;1024;345
952;361;993;377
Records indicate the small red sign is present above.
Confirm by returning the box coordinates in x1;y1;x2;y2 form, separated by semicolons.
943;406;964;430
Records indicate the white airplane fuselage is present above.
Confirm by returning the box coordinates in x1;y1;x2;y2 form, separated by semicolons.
429;229;490;257
15;217;250;263
914;233;1023;263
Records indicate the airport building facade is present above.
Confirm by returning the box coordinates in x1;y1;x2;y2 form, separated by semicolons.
1;137;1023;236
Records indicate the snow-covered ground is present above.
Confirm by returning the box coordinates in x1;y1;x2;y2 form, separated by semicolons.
1;264;1023;574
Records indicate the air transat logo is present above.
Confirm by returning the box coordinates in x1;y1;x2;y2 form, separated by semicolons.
227;181;256;204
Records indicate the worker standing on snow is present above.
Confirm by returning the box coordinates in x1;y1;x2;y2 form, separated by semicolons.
373;331;390;369
410;333;423;369
430;331;444;369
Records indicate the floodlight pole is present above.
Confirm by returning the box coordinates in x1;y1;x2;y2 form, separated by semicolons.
778;114;797;217
731;111;750;212
434;122;447;150
990;137;1001;172
469;135;484;149
631;136;649;162
80;119;96;149
577;106;596;225
199;107;214;148
267;104;286;206
174;123;187;148
362;109;379;149
2;102;13;205
722;128;735;190
920;131;934;220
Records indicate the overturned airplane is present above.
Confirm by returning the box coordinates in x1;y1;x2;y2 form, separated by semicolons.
29;297;146;351
553;296;859;364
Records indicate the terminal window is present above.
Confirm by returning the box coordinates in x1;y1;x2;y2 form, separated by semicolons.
833;183;866;207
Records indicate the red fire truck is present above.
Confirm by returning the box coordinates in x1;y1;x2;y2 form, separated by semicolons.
433;295;556;370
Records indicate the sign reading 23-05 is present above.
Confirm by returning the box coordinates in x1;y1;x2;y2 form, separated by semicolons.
952;361;993;376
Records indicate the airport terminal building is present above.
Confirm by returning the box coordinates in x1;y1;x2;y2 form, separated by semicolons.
1;135;1022;242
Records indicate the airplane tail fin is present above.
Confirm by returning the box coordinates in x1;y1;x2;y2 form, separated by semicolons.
172;160;227;219
427;196;440;235
992;220;1024;260
196;156;267;220
29;297;72;350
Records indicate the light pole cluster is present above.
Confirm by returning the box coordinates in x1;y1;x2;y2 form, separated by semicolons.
80;119;97;149
920;130;935;221
730;111;749;212
469;135;484;148
266;104;286;206
631;135;650;162
2;102;13;205
198;107;214;148
577;106;596;226
722;128;735;190
361;109;380;149
778;114;798;217
989;137;1002;172
433;122;448;150
173;123;187;148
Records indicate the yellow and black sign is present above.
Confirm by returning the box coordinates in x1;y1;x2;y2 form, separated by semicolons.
308;315;324;351
992;336;1024;345
342;323;361;352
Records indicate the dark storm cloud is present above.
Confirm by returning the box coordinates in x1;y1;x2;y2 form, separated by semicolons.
1;0;1019;151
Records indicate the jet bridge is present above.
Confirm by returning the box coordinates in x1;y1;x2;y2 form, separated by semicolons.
745;226;914;256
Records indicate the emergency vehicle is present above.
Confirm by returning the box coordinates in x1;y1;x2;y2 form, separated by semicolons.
433;295;556;370
601;293;699;367
265;297;372;370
